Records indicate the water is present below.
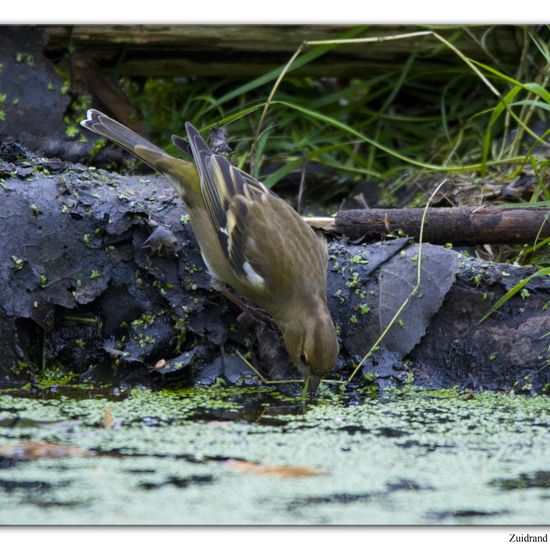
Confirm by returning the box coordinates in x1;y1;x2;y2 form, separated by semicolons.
0;386;549;525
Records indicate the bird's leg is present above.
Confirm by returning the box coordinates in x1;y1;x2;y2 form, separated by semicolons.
216;285;276;328
213;282;294;385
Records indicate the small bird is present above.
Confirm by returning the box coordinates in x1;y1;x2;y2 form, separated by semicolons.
81;109;339;392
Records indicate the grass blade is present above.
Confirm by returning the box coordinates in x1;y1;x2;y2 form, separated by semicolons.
478;267;550;325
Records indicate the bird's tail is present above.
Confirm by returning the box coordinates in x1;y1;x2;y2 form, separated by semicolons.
80;109;199;201
80;109;167;169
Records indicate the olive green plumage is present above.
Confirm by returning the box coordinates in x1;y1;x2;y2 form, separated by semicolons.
81;109;339;390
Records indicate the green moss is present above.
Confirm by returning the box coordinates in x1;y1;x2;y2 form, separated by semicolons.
350;254;368;265
34;165;51;176
10;361;30;375
11;256;24;270
345;271;361;289
14;52;35;67
65;125;79;138
332;288;345;304
33;364;79;388
89;138;107;158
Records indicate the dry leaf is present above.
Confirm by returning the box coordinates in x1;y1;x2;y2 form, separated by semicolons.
226;459;327;478
103;408;113;429
0;440;94;461
379;244;458;359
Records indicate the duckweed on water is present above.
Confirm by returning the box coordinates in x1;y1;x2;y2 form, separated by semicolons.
0;387;549;525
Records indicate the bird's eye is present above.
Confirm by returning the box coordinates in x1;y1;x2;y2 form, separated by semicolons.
299;352;307;364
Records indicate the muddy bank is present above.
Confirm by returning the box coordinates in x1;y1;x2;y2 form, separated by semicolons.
1;143;548;393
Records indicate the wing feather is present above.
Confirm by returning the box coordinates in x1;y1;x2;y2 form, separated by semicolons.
184;122;326;293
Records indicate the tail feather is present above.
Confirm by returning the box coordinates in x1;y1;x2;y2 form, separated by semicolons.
81;109;201;204
80;109;166;168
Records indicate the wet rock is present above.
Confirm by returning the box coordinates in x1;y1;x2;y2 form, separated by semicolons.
195;357;224;386
0;150;548;392
0;26;71;155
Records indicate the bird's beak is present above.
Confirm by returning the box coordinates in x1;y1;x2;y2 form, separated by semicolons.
305;375;321;396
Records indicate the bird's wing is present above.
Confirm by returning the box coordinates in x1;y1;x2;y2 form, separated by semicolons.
184;122;327;295
185;122;273;289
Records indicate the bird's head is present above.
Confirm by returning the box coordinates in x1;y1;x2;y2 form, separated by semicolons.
280;300;339;394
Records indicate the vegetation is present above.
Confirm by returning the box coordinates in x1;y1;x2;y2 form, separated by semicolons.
62;25;550;364
82;26;547;267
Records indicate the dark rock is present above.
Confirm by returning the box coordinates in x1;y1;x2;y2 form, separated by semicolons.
0;26;71;154
195;357;224;386
0;151;548;392
223;354;255;385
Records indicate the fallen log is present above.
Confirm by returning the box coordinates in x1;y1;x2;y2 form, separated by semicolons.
41;24;524;78
307;206;550;245
1;148;548;393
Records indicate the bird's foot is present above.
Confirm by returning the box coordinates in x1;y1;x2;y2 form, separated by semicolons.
217;286;275;327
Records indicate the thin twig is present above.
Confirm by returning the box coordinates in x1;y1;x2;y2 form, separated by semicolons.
251;41;306;157
236;351;302;385
236;352;346;390
296;151;308;215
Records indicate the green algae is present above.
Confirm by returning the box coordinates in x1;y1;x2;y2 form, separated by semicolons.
0;387;549;525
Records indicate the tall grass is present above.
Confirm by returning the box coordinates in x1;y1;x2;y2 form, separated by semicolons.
116;25;549;264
